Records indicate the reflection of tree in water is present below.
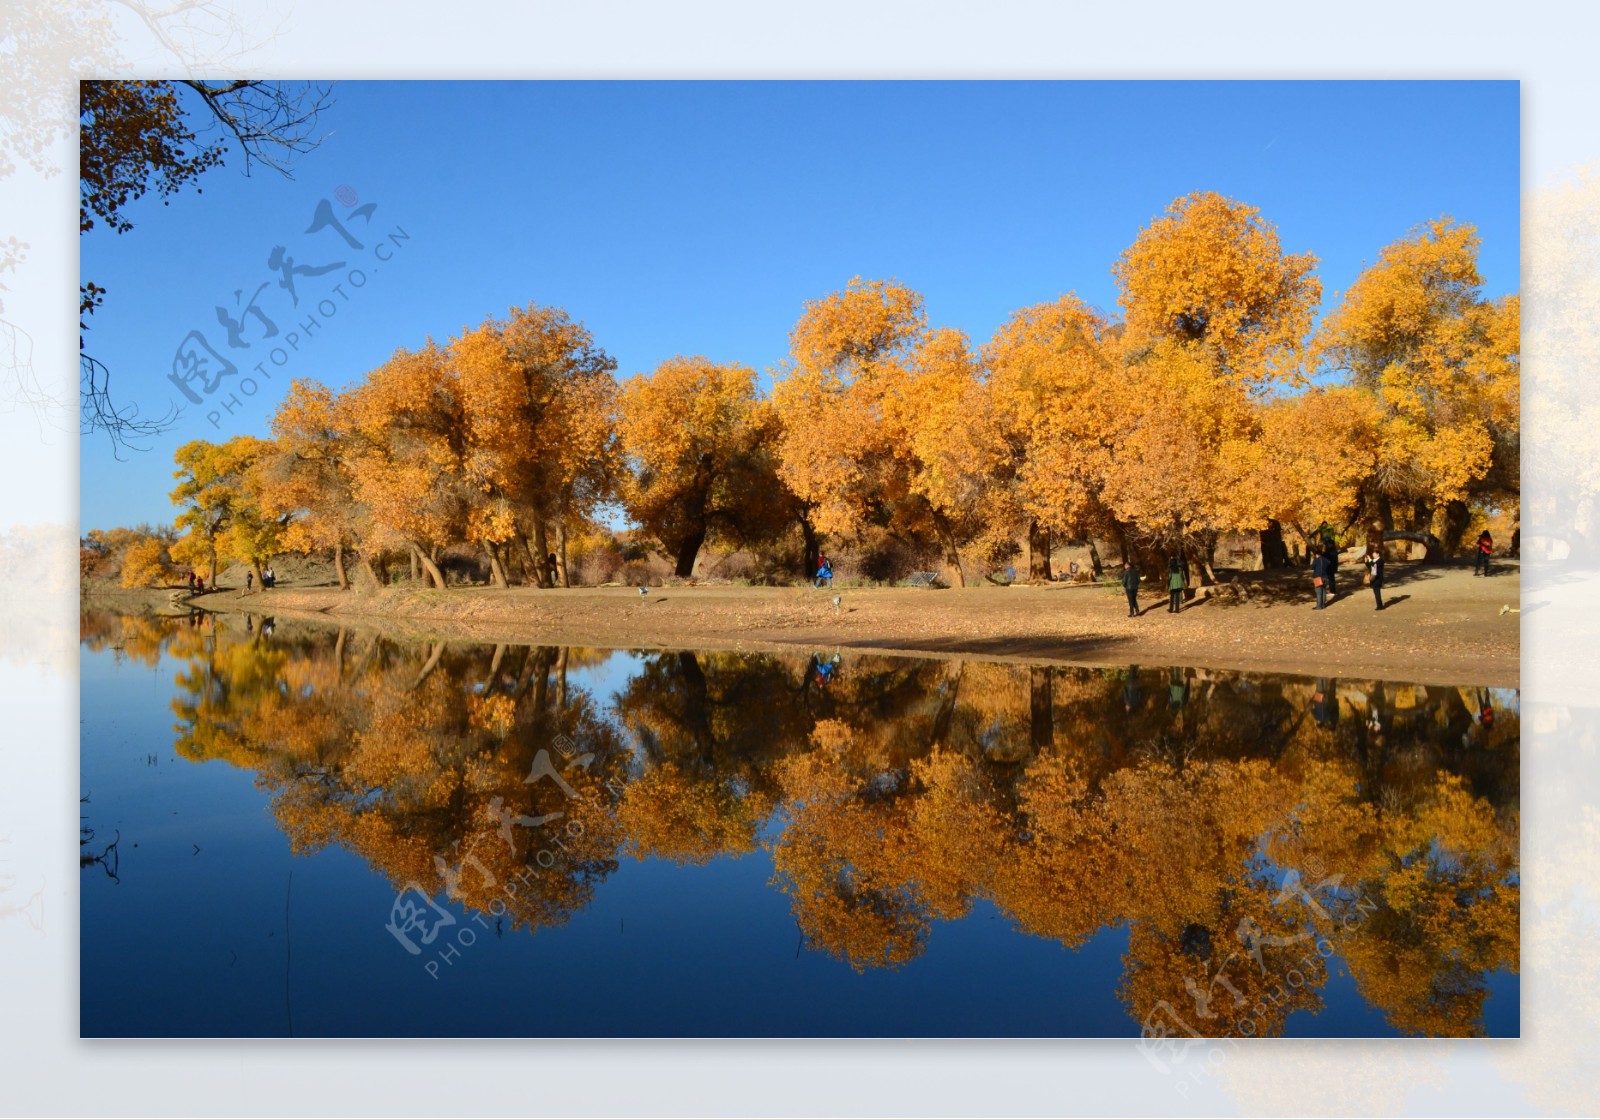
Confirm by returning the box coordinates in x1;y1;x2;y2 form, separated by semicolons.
140;611;630;934
86;607;1518;1036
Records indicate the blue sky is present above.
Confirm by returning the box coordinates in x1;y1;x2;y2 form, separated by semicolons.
80;80;1520;531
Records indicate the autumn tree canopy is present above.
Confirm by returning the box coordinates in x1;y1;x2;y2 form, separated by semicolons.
139;191;1516;586
1312;218;1520;549
618;356;793;578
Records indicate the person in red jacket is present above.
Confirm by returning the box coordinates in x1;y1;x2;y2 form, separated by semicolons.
1473;530;1494;576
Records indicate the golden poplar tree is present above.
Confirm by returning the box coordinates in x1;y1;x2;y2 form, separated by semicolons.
1312;219;1519;549
617;356;793;578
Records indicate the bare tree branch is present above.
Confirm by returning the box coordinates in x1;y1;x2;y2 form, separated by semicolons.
81;351;180;459
179;79;336;178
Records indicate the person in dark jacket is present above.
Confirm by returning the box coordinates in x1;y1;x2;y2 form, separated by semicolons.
1121;561;1141;617
1166;556;1186;613
1323;539;1339;596
1363;544;1385;610
1311;549;1330;609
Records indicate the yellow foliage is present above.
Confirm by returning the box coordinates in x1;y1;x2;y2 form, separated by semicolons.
1313;218;1518;508
1115;191;1320;391
118;536;171;587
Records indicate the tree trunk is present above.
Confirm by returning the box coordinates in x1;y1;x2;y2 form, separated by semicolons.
407;641;446;691
1381;530;1445;563
677;651;714;762
409;547;419;582
360;553;381;589
556;521;570;588
412;543;445;589
556;646;568;712
208;547;218;587
531;646;556;715
486;643;506;691
1087;538;1104;579
1411;498;1434;536
1442;499;1472;556
674;527;707;579
485;543;509;588
799;511;821;582
333;544;348;589
1027;519;1053;583
931;509;965;587
929;663;964;746
1259;519;1290;569
1029;666;1053;754
530;519;552;588
1377;493;1395;533
512;525;536;585
252;559;265;591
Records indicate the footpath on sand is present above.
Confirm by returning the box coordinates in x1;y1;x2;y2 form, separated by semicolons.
104;560;1521;688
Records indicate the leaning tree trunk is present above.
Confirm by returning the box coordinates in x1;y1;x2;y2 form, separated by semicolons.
486;643;506;691
1382;530;1445;563
332;544;348;589
484;543;509;588
252;559;266;590
674;526;707;579
931;510;965;587
407;641;446;691
530;519;552;588
411;543;446;589
1198;532;1218;585
1087;538;1104;579
1027;519;1053;583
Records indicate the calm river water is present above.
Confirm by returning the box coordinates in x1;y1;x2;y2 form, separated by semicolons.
79;608;1519;1038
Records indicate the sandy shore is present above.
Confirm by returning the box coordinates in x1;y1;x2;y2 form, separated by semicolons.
96;559;1521;687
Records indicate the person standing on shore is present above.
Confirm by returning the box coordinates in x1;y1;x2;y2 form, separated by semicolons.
1474;530;1494;576
1121;560;1141;618
1363;543;1385;610
1166;556;1186;613
1324;539;1339;597
1311;548;1330;609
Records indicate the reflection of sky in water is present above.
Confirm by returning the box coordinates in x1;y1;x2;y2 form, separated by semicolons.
79;614;1520;1038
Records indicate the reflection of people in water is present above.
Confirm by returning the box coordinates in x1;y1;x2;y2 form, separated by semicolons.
811;652;840;689
1122;666;1145;714
1311;678;1338;728
1167;667;1189;711
1460;688;1497;749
